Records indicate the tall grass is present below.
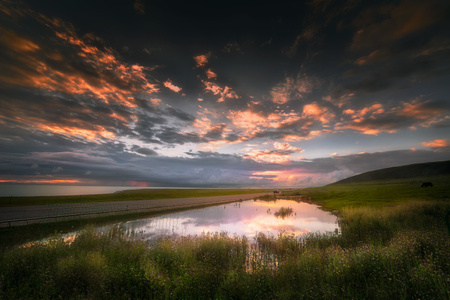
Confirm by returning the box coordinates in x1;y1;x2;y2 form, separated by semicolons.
1;200;449;299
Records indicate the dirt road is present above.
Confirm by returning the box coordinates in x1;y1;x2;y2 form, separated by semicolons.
0;192;269;227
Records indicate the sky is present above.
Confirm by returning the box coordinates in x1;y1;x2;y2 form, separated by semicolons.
0;0;449;188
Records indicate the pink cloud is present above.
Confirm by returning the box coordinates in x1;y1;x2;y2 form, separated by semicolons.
128;181;149;187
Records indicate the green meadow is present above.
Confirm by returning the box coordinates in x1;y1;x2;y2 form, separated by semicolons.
1;179;449;299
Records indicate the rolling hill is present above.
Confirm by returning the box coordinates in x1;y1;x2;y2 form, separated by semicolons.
330;160;450;185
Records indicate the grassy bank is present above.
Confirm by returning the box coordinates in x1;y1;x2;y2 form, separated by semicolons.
1;200;449;299
0;188;267;207
1;182;449;299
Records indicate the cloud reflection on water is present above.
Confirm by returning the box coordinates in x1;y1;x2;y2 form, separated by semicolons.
123;199;338;241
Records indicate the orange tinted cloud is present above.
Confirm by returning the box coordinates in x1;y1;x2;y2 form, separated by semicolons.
0;27;40;52
202;80;239;102
395;99;449;128
228;110;266;130
246;150;294;163
250;169;314;185
343;103;384;120
164;79;182;93
273;142;303;152
0;15;159;109
38;124;116;143
337;99;449;135
397;100;443;119
194;53;210;67
206;69;217;79
225;109;316;141
148;98;161;106
302;103;335;124
422;139;450;148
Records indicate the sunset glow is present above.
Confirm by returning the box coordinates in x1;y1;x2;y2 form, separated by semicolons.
0;0;449;188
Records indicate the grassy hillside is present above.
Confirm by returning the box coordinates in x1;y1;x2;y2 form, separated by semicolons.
297;181;450;211
331;160;450;185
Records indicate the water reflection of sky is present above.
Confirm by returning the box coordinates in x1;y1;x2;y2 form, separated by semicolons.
122;199;338;242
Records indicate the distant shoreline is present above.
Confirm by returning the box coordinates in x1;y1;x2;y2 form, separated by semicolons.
0;185;266;197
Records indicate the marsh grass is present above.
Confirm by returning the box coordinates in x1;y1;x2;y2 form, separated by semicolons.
273;207;293;219
1;200;449;299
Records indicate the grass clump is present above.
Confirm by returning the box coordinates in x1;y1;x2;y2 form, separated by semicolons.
273;207;293;219
1;200;449;299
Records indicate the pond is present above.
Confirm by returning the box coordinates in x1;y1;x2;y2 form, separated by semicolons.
108;198;339;242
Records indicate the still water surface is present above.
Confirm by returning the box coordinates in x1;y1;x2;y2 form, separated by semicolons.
103;198;339;242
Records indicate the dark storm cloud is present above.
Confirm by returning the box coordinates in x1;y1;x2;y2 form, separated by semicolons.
134;147;157;156
337;58;434;96
349;0;449;51
328;0;450;99
0;149;262;187
164;107;195;122
155;127;202;145
184;151;248;165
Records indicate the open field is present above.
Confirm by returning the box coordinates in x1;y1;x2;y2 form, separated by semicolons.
1;181;449;299
0;188;268;207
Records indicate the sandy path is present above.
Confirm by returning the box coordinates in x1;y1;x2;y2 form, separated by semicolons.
0;193;269;227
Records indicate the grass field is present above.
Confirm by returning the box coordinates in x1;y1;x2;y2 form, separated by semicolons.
1;180;449;299
287;176;450;211
0;188;268;207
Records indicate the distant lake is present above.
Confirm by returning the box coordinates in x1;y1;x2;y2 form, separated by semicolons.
103;199;339;242
0;185;195;197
